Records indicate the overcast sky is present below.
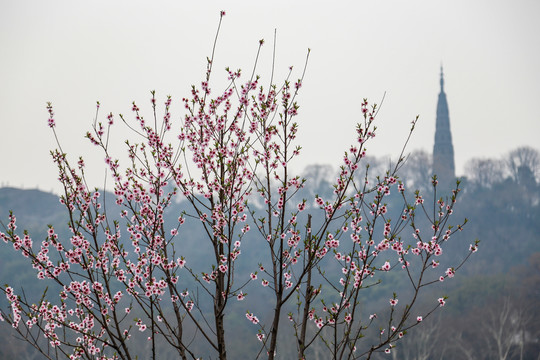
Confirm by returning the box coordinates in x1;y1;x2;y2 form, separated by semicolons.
1;0;539;193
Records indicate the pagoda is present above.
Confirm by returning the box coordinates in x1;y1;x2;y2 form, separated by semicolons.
432;66;456;189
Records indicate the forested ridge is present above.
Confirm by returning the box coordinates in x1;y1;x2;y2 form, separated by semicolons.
1;146;539;359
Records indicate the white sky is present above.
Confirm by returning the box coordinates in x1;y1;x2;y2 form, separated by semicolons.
1;0;539;193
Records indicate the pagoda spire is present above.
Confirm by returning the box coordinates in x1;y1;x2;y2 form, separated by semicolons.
432;66;456;189
440;65;444;91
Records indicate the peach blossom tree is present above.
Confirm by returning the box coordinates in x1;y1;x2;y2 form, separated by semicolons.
0;12;478;360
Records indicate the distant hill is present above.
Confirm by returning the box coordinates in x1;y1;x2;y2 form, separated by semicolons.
0;165;539;359
0;187;65;231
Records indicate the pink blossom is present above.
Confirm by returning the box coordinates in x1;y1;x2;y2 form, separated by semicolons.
245;312;259;324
